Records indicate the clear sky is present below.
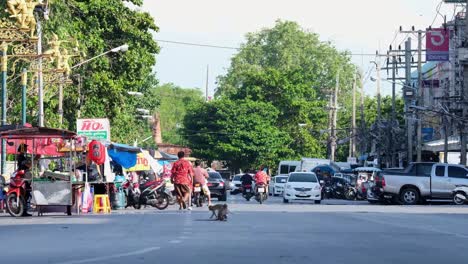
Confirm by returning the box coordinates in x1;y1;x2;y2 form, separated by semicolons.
142;0;464;97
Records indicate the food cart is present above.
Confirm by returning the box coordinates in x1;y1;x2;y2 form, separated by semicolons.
0;125;77;217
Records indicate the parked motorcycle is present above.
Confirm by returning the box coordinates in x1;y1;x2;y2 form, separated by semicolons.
122;179;141;209
5;171;30;217
137;179;170;210
453;185;468;205
192;183;206;207
241;184;254;201
345;186;358;200
255;184;267;204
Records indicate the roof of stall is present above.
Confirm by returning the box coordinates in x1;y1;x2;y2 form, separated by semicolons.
0;125;76;139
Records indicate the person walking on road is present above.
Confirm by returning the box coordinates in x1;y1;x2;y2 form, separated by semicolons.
171;151;194;210
193;160;212;206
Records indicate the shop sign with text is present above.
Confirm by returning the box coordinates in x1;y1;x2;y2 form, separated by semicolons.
77;118;110;141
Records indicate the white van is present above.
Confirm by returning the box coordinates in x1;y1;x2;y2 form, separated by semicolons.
277;160;300;176
298;158;332;172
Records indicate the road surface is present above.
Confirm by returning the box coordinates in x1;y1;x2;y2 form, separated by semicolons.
1;195;468;264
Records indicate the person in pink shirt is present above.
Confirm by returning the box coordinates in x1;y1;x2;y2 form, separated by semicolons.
193;160;212;206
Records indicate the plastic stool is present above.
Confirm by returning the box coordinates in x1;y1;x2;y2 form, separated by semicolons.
93;195;111;213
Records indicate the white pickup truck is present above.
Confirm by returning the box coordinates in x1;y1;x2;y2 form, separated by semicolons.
370;162;468;205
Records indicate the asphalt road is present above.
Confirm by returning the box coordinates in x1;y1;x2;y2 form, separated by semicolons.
1;194;468;264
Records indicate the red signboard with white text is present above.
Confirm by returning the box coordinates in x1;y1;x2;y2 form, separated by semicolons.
426;28;449;61
77;118;111;141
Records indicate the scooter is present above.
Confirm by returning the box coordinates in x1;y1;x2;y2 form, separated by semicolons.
122;179;141;209
453;185;468;205
255;183;267;204
5;171;30;217
192;183;206;207
137;179;170;210
241;184;254;201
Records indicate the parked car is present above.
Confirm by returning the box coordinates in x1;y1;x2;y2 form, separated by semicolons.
371;162;468;205
283;172;322;204
269;175;288;196
207;171;227;201
230;174;242;194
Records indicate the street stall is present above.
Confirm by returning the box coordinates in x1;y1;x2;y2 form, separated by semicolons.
0;125;77;217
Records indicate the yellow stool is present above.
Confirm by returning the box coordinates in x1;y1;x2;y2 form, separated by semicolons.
93;195;111;213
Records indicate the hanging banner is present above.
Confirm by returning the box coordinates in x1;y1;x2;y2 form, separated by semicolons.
426;28;449;61
77;118;111;141
127;151;151;172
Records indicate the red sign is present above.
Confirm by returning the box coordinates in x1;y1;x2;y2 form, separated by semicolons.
426;28;449;61
80;120;105;131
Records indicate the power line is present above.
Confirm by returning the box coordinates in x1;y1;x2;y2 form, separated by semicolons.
156;39;381;56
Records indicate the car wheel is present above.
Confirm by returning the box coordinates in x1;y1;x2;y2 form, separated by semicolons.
283;198;289;203
273;194;278;197
400;188;419;205
454;192;466;205
314;200;321;204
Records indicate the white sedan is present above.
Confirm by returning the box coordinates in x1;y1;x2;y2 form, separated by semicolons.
269;175;288;196
283;172;322;204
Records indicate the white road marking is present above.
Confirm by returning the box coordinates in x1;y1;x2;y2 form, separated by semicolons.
169;240;181;244
55;247;160;264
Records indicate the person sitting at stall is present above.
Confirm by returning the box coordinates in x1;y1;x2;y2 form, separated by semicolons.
16;143;28;171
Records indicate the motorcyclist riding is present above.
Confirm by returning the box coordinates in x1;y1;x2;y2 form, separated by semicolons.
254;166;269;193
240;172;254;195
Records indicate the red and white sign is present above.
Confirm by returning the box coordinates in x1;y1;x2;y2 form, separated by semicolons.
77;118;111;141
426;28;449;61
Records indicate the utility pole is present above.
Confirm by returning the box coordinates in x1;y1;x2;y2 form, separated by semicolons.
58;74;64;127
405;38;414;163
36;16;44;127
461;0;468;165
350;73;357;159
371;60;381;168
416;30;423;162
205;65;209;101
390;55;397;167
360;73;366;158
329;72;339;162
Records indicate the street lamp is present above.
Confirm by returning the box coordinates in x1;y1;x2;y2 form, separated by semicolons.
71;44;129;70
53;44;129;127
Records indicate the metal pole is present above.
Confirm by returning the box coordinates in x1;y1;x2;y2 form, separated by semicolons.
205;65;209;101
360;74;366;157
444;116;448;163
391;56;397;167
330;71;339;162
374;60;381;168
37;18;44;126
350;73;357;158
1;43;7;175
460;0;468;165
416;31;423;162
58;74;64;127
406;38;413;163
21;68;27;125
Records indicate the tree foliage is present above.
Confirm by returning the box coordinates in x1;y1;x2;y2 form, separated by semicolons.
154;83;204;145
183;99;293;171
6;0;160;143
213;20;357;162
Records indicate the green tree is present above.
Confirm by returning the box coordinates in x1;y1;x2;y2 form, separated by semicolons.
6;0;160;143
155;83;204;145
216;20;357;160
182;99;293;171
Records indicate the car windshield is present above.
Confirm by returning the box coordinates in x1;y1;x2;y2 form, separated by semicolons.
275;177;288;183
233;175;241;181
288;173;318;182
209;172;222;179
